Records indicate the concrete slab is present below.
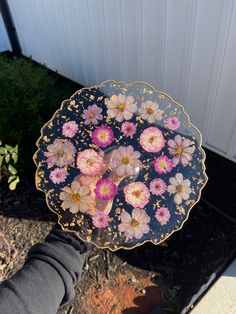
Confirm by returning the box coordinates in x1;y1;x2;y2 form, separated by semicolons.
190;258;236;314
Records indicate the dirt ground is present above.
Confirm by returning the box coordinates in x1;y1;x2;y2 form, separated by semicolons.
1;173;236;314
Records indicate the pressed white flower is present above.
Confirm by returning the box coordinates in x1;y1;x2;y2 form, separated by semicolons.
118;208;150;239
106;94;137;122
138;100;163;123
59;178;95;214
167;173;191;205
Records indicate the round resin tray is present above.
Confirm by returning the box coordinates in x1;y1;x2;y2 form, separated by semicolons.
34;80;207;251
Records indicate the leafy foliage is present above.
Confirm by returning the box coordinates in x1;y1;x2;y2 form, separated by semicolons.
0;54;77;167
0;140;19;190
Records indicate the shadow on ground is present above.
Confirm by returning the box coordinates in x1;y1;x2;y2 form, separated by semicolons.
0;172;55;222
116;202;236;312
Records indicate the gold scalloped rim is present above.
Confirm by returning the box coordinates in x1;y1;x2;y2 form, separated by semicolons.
33;80;208;251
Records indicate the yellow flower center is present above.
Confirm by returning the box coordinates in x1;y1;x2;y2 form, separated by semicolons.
87;159;94;167
148;136;155;143
177;184;184;194
101;185;109;195
147;108;154;115
132;190;141;198
99;132;107;140
131;219;139;227
89;112;95;119
122;156;130;164
159;160;167;170
117;103;125;111
71;193;81;203
176;147;183;155
58;149;65;158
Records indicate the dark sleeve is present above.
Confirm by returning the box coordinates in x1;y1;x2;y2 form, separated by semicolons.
0;226;91;314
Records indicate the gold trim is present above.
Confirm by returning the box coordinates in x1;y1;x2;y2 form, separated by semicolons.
33;80;208;252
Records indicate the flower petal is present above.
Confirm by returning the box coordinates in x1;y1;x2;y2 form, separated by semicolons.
118;223;129;232
169;177;178;186
116;111;124;122
120;211;132;224
116;164;126;176
134;227;144;239
107;109;117;118
183;146;195;154
172;155;180;166
139;223;150;234
111;95;119;105
180;154;190;166
69;203;79;213
123;110;133;120
71;181;81;194
175;135;183;146
175;173;183;184
182;138;191;148
132;208;143;221
125;95;135;105
174;193;182;205
183;179;191;187
79;185;90;197
168;139;177;148
125;164;134;175
127;102;137;113
118;93;126;104
125;226;135;239
181;192;190;200
167;184;176;194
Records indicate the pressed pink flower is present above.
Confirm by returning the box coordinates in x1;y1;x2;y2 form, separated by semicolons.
110;145;142;176
167;116;180;130
62;121;78;138
49;168;68;184
121;122;137;138
153;155;173;174
124;182;150;208
106;94;137;122
82;104;103;125
77;149;104;176
94;178;118;200
92;125;114;148
59;178;95;214
44;139;76;168
92;212;109;228
150;179;166;196
168;135;195;166
118;208;150;239
139;127;165;153
155;207;170;225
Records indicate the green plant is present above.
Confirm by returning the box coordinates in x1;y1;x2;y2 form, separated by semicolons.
0;54;76;168
0;140;19;190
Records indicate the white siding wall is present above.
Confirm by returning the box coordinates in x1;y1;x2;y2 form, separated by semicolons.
6;0;236;162
0;13;11;52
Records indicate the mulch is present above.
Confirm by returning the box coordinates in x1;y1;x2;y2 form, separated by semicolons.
1;172;236;314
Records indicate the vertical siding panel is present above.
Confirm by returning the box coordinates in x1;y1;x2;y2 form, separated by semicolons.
102;0;123;81
164;0;189;102
202;0;235;153
160;0;167;91
185;0;224;131
142;0;166;90
206;1;236;153
180;0;198;108
120;0;142;82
